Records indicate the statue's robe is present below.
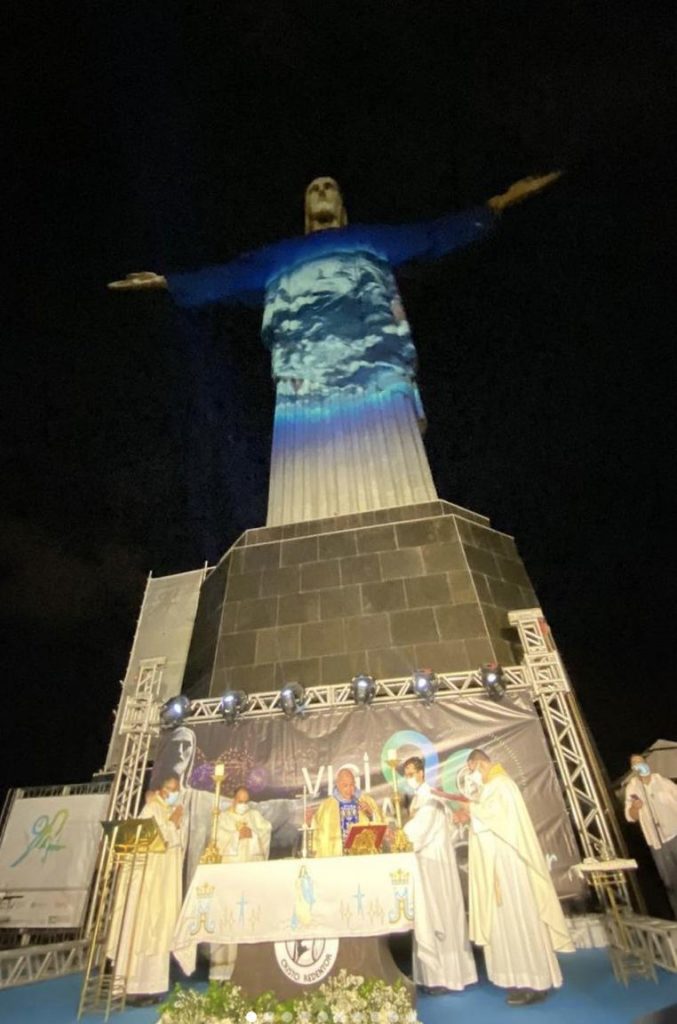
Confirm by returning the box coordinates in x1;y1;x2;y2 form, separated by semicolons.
167;210;494;524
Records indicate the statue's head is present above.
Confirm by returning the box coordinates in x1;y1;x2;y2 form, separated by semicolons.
304;177;347;234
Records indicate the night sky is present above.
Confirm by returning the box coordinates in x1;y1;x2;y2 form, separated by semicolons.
4;1;676;802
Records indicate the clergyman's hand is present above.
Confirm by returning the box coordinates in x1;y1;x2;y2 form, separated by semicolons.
487;171;562;214
169;805;184;827
108;271;168;291
358;798;374;820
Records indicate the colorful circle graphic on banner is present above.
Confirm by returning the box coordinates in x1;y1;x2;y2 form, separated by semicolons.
274;938;339;984
381;730;438;785
441;747;474;800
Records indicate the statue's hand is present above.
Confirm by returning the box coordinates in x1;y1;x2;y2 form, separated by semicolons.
107;271;167;291
487;171;562;214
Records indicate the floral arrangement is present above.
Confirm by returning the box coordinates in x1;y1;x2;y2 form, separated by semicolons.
158;970;420;1024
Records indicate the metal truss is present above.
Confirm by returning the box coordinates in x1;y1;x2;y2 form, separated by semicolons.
83;658;165;938
0;938;88;988
182;664;531;722
7;609;663;993
617;913;677;974
508;610;637;910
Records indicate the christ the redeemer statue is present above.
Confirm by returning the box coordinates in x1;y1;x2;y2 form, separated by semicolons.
110;173;559;526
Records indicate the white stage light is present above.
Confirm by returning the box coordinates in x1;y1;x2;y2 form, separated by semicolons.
481;662;506;701
160;694;192;729
219;689;250;723
351;673;376;705
411;669;438;705
279;682;306;717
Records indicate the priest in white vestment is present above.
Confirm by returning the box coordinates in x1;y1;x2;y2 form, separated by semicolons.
209;786;272;981
459;749;574;1007
402;756;477;992
107;773;184;1006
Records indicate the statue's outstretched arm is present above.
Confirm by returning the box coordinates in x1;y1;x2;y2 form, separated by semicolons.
108;271;167;291
372;172;559;268
108;247;272;309
486;171;562;214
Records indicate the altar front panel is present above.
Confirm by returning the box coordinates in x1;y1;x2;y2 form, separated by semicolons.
172;853;416;975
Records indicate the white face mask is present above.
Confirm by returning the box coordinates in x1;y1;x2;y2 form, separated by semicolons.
468;769;483;789
164;790;180;807
406;776;422;792
235;803;249;815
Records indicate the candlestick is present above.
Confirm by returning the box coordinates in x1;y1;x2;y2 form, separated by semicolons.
386;753;412;853
297;786;315;859
200;763;225;864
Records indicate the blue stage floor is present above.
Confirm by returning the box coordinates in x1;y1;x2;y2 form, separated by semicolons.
0;951;676;1024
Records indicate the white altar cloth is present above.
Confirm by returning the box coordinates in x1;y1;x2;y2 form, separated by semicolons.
172;854;417;975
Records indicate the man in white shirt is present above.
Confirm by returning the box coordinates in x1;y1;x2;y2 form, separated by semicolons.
402;756;477;993
625;753;677;918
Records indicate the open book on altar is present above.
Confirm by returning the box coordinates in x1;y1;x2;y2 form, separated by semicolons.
344;823;387;854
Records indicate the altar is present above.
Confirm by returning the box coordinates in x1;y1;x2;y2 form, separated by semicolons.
172;854;417;997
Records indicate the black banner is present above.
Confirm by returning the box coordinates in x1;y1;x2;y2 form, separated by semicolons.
152;694;583;898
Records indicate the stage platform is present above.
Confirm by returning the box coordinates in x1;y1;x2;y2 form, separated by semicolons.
1;950;676;1024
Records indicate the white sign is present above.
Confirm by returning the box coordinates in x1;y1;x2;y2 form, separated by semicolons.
0;793;108;926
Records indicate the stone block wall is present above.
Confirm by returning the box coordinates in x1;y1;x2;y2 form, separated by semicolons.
181;500;538;698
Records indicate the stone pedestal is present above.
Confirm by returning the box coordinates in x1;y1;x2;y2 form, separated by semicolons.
229;936;413;1001
182;500;538;698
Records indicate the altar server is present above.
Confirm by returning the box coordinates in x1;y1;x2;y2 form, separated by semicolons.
402;756;477;992
108;773;184;1007
459;749;573;1007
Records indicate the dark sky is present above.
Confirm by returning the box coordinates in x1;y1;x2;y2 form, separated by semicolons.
3;1;675;798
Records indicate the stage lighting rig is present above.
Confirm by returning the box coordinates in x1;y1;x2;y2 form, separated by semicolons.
411;668;438;705
481;662;506;701
219;689;250;723
351;673;376;705
279;682;306;717
159;694;191;729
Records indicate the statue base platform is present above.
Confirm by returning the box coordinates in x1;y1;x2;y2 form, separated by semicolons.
182;499;539;697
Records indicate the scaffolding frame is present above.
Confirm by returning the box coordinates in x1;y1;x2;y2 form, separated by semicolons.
5;609;669;995
0;660;164;994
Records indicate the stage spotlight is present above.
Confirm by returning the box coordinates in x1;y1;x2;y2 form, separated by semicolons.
351;673;376;705
279;682;306;718
160;694;191;729
219;689;250;723
411;668;438;705
481;662;506;701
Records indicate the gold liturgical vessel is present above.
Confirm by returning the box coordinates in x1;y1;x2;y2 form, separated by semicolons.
200;762;226;864
387;749;412;853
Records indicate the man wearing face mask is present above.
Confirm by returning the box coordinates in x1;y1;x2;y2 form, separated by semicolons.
457;749;574;1007
625;754;677;918
208;786;272;981
107;773;184;1006
401;756;477;992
